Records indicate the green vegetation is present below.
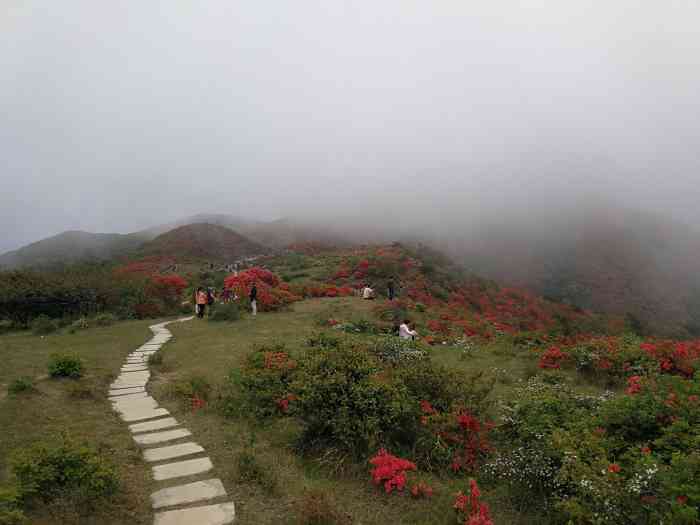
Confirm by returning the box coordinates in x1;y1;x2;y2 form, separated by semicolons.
0;319;157;524
48;353;84;379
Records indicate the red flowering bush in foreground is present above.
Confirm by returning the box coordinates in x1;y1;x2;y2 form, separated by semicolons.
369;449;416;494
454;479;493;525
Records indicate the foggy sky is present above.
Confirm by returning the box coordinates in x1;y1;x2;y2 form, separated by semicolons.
2;1;699;253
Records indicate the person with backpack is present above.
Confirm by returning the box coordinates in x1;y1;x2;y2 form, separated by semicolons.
249;282;258;316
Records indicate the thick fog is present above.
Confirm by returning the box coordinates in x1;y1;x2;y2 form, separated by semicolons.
2;1;699;253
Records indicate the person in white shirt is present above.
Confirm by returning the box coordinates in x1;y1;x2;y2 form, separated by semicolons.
362;285;375;300
399;319;418;340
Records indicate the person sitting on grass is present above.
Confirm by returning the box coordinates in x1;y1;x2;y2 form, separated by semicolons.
399;319;418;340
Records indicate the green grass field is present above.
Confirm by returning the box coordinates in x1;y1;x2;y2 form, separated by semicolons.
0;320;159;524
0;298;605;524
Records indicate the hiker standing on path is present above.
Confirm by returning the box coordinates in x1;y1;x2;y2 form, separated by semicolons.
387;280;395;300
399;319;418;340
249;282;258;316
196;287;208;318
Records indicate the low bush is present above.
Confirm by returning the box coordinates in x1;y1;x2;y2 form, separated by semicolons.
208;302;241;322
7;378;34;395
148;352;163;366
48;353;83;378
226;343;298;419
166;374;212;408
10;434;118;508
93;313;116;327
0;320;15;334
0;487;27;525
31;315;56;335
293;345;416;456
306;332;341;349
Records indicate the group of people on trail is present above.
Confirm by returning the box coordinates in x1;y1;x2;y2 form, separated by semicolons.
194;282;257;319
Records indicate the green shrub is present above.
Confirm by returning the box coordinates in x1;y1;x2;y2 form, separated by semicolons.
7;378;34;395
306;332;341;349
396;361;493;414
10;434;118;506
166;374;212;407
0;487;27;525
48;353;83;378
0;320;15;334
234;450;277;493
225;343;298;419
31;315;56;335
148;352;163;366
208;303;241;322
293;345;416;456
93;313;116;327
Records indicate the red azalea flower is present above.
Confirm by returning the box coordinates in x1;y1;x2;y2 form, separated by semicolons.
608;463;621;474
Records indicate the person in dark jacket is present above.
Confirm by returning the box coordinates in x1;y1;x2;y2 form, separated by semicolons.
387;280;395;300
249;282;258;316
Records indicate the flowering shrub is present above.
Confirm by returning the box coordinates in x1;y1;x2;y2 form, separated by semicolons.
538;346;567;369
369;449;416;494
224;268;301;312
226;343;299;418
454;479;494;525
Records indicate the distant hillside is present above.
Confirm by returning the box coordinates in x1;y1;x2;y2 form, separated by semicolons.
139;223;268;262
0;230;148;269
443;209;700;337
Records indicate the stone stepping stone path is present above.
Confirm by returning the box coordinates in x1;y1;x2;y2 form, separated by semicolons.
108;317;235;524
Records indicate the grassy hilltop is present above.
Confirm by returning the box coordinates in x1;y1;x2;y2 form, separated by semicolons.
1;242;699;524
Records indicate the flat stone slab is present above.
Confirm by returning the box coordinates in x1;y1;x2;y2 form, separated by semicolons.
111;380;148;389
134;428;191;446
129;417;180;434
154;502;235;525
117;370;150;378
121;365;149;371
144;442;204;462
108;386;145;396
152;457;213;481
110;379;148;388
120;407;169;423
112;397;158;411
151;478;227;510
109;392;148;401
